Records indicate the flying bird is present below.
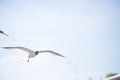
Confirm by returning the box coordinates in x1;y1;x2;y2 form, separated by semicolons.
0;30;9;36
1;47;66;62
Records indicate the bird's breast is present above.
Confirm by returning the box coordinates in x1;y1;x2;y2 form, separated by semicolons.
29;52;37;58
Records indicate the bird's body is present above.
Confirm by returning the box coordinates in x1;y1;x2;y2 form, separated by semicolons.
1;47;65;62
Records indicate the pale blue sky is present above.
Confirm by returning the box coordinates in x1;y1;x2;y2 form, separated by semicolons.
0;0;120;80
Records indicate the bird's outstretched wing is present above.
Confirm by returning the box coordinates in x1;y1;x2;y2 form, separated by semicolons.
38;50;66;58
1;47;34;54
0;30;15;40
0;30;9;36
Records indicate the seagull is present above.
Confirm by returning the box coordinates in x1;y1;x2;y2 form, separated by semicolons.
0;30;9;36
1;47;66;62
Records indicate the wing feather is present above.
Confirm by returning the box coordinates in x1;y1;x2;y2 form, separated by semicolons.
1;47;34;54
38;50;66;58
0;30;9;36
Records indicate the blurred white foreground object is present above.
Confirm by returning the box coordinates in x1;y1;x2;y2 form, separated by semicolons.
103;74;120;80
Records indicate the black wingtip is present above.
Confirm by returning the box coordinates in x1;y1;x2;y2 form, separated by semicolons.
0;30;4;33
